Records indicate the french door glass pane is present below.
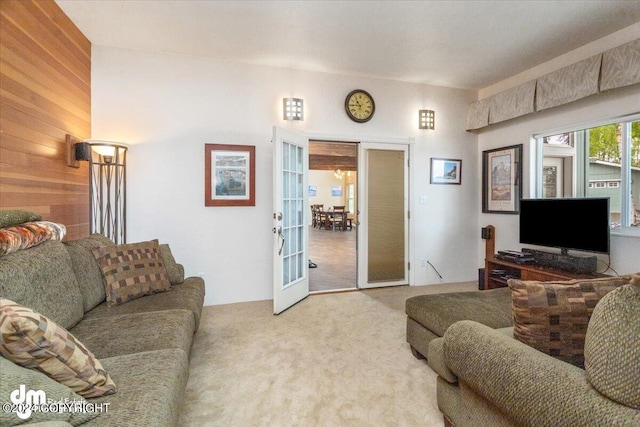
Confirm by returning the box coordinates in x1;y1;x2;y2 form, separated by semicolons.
282;142;305;287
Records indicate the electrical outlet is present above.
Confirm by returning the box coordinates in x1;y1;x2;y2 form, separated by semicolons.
420;258;427;267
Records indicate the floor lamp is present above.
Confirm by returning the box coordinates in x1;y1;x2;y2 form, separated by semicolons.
76;140;128;244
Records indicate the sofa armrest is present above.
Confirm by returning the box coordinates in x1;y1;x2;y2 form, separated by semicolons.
444;321;640;427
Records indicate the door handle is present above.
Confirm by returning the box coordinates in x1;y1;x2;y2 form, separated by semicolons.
277;227;285;255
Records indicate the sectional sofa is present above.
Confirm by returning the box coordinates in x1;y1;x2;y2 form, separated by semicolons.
0;232;205;426
406;275;640;426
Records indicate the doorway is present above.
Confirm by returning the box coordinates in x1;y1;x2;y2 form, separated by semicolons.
308;140;358;293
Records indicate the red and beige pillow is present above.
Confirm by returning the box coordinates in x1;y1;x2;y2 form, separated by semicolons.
0;298;116;398
508;275;635;367
92;240;171;306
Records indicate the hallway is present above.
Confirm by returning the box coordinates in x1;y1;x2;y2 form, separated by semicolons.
308;226;357;292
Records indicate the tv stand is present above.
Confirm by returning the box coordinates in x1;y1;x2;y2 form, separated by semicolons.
482;225;604;290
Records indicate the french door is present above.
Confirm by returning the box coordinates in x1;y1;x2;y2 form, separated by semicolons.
357;143;409;289
272;127;309;314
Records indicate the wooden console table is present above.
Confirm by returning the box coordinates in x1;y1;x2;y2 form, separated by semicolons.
482;225;604;290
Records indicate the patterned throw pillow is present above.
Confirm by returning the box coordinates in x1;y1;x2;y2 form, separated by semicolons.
92;240;171;306
0;298;116;398
0;221;67;256
508;276;633;367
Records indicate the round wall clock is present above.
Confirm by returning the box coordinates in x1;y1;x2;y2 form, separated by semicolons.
345;89;375;123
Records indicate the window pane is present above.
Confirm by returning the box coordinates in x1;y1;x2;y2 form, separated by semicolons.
543;133;573;146
587;124;621;226
539;120;639;229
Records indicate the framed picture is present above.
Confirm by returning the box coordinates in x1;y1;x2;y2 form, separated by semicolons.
331;185;342;196
482;144;522;214
309;185;317;196
205;144;255;206
430;158;462;185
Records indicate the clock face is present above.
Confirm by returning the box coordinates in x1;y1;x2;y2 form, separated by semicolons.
345;90;375;123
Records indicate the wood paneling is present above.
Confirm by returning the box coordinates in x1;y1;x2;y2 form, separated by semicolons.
309;141;358;171
0;0;90;240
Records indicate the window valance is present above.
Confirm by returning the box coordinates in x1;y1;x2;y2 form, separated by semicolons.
600;38;640;91
466;38;640;131
536;54;601;111
488;80;536;124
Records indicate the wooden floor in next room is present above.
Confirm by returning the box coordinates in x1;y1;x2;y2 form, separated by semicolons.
309;225;357;292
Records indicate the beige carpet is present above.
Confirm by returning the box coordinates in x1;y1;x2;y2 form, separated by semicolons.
178;282;477;426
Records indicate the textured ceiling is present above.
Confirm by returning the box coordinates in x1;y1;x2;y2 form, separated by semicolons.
56;0;640;90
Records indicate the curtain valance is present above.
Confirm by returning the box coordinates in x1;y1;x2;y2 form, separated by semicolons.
600;39;640;91
466;38;639;131
536;54;601;111
488;80;536;124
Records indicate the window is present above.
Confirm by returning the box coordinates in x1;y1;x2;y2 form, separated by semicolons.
536;118;640;232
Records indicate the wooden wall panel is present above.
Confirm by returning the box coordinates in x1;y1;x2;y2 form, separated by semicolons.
0;0;90;240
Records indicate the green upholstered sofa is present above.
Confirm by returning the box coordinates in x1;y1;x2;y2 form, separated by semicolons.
0;234;205;426
407;278;640;427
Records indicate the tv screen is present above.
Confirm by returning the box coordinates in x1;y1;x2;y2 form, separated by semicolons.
519;198;610;254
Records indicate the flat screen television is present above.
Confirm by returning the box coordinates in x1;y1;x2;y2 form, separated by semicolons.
519;198;610;254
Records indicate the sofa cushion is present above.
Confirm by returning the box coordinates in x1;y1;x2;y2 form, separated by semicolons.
159;244;185;284
0;298;116;398
508;276;633;367
83;349;189;427
64;234;115;312
70;309;196;359
92;240;171;306
405;287;513;337
0;357;99;426
83;276;206;330
0;240;84;329
585;281;640;409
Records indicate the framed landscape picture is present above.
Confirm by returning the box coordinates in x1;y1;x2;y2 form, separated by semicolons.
482;144;522;214
430;158;462;185
205;144;255;206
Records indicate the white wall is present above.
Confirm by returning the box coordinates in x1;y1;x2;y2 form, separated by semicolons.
91;46;478;305
477;85;640;274
308;170;346;213
476;25;640;275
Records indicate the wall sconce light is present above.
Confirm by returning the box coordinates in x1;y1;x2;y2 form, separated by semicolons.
419;110;435;130
283;98;304;121
66;134;128;244
334;169;344;180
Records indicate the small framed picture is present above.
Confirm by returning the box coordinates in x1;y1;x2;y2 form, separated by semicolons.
482;144;522;214
331;185;342;196
205;144;255;206
309;185;317;196
430;158;462;185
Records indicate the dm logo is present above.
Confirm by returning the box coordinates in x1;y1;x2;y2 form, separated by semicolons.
10;384;46;419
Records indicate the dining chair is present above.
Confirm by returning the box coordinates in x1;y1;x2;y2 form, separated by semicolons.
316;205;329;229
330;206;347;231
